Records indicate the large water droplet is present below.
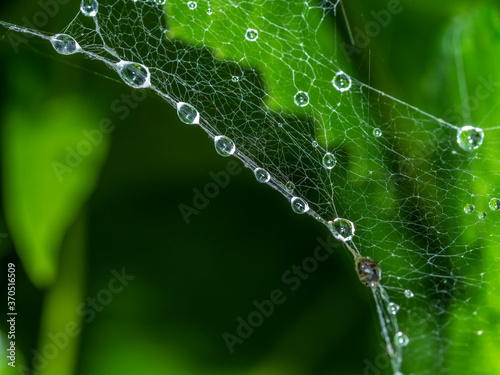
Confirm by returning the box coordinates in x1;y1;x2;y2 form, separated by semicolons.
245;28;258;41
330;218;355;242
388;302;400;315
464;203;475;214
80;0;99;17
394;331;409;347
373;128;382;137
214;136;235;157
356;257;381;288
322;152;337;170
254;168;270;183
478;211;487;220
176;102;200;125
187;1;197;9
332;71;352;92
404;289;414;298
457;125;484;151
118;61;150;88
489;197;500;211
294;91;309;107
285;181;295;193
291;197;309;214
51;34;79;55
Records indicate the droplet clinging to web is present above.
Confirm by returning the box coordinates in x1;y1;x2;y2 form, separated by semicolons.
291;197;309;214
330;218;355;242
294;91;309;107
51;34;79;55
388;302;400;315
456;125;484;151
80;0;99;17
285;181;295;193
394;331;409;347
332;71;352;92
187;1;197;9
245;28;258;41
355;257;381;288
373;128;382;137
214;136;235;157
478;211;487;220
464;203;475;214
154;0;166;5
254;168;270;183
176;102;200;125
207;8;213;15
231;76;240;82
489;197;500;211
404;289;414;298
117;61;151;89
322;152;337;170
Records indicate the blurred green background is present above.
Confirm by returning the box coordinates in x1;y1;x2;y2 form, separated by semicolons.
0;1;498;374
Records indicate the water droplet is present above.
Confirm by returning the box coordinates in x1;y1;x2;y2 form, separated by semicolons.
231;76;240;82
80;0;99;17
207;8;213;15
187;1;197;9
322;152;337;170
245;28;258;41
457;125;484;151
285;181;295;193
214;136;235;157
478;211;487;220
373;128;382;137
329;218;355;242
355;257;381;288
394;331;409;347
332;71;352;92
404;289;414;298
254;168;270;183
118;61;150;88
477;330;483;336
489;198;500;211
51;34;79;55
176;102;200;125
312;141;318;148
291;197;309;214
154;0;166;5
464;203;475;214
294;91;309;107
388;302;400;315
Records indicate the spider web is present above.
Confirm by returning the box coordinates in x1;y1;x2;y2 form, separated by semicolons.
2;1;500;374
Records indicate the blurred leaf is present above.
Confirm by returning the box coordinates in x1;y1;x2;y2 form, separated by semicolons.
1;59;109;287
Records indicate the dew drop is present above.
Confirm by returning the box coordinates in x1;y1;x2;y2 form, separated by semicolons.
464;203;475;214
294;91;309;107
322;152;337;170
355;257;381;288
245;28;258;41
404;289;414;298
478;211;487;220
332;71;352;92
118;61;150;88
489;197;500;211
176;102;200;125
330;218;355;242
80;0;99;17
291;197;309;214
373;128;382;137
231;76;240;82
214;136;235;157
285;181;295;193
457;125;484;151
51;34;79;55
207;8;213;15
312;141;318;148
187;1;197;9
254;168;270;183
154;0;166;5
388;302;400;315
394;331;409;347
477;330;483;336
